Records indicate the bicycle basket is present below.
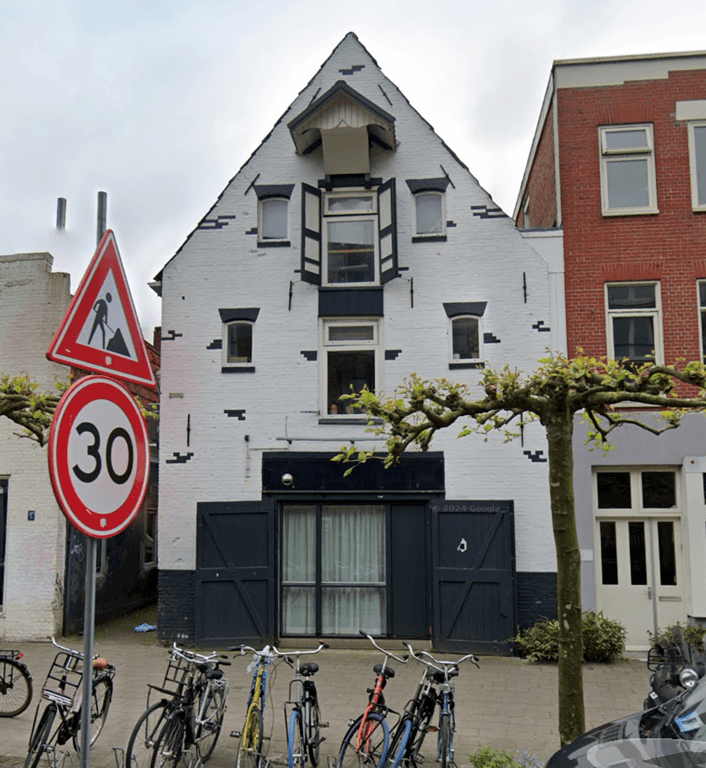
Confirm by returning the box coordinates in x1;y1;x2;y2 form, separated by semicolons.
42;651;84;708
162;651;194;693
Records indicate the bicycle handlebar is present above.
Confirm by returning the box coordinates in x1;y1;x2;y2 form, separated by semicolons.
230;641;327;660
402;643;479;672
50;637;84;659
359;631;409;664
170;642;229;665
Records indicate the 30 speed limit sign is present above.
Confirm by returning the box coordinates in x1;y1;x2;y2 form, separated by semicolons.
48;375;150;538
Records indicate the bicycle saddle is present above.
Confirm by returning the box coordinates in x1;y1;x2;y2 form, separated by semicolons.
300;662;319;676
374;663;395;678
429;668;458;684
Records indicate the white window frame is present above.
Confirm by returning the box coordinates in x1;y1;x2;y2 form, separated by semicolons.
223;320;254;367
605;281;663;364
414;190;446;236
449;315;482;363
594;467;680;514
599;125;658;216
698;281;706;363
687;121;706;212
320;318;381;417
258;197;289;242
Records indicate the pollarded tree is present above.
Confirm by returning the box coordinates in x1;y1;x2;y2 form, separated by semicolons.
334;353;706;747
0;373;64;446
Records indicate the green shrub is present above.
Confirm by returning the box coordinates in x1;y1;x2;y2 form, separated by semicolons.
469;744;523;768
511;611;626;663
650;622;706;655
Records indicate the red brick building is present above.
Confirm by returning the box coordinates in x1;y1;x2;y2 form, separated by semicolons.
515;51;706;648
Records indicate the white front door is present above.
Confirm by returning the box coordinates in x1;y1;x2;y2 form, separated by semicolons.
596;516;684;649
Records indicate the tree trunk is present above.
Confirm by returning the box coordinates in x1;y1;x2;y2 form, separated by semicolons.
545;411;585;746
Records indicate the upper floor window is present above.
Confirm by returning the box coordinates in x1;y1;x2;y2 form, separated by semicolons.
224;321;253;365
450;316;481;363
605;282;662;364
415;191;445;236
688;122;706;212
596;469;677;510
301;181;397;287
259;197;289;241
698;282;706;363
321;319;380;417
599;125;657;216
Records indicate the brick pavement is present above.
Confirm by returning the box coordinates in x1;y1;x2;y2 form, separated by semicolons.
0;606;650;768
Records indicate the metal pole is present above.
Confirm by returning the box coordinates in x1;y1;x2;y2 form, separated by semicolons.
80;197;106;768
80;537;97;768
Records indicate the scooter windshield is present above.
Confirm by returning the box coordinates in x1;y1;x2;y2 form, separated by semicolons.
666;679;706;741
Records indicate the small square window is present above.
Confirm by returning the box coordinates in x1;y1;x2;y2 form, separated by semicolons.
224;321;253;365
688;122;706;211
259;198;289;241
599;125;657;216
450;316;481;362
605;282;662;364
415;191;445;236
597;471;632;508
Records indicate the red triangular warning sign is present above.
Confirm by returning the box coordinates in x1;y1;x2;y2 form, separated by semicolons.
47;230;157;389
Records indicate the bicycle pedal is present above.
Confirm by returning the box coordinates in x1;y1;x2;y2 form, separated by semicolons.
321;722;330;728
230;731;241;738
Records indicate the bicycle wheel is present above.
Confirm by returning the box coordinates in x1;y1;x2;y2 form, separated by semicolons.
126;701;171;768
23;704;56;768
236;706;263;768
307;702;321;767
73;675;114;751
195;684;226;762
288;709;304;768
438;714;451;768
337;711;390;768
383;717;412;768
0;657;33;717
151;712;186;768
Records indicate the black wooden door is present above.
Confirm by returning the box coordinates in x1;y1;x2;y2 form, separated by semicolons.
196;500;275;644
390;504;429;638
432;501;515;654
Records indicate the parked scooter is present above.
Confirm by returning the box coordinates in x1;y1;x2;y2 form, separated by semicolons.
643;627;706;710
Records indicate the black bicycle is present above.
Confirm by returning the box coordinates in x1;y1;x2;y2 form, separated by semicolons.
0;649;33;717
383;645;478;768
24;638;115;768
135;644;230;768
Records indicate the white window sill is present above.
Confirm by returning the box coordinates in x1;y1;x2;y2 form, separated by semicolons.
602;208;659;217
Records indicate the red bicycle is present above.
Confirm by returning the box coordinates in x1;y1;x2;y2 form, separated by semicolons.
336;632;408;768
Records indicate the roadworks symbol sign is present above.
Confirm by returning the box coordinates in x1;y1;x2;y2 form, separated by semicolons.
46;230;157;389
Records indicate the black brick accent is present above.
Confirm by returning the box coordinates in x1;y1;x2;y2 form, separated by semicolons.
301;351;317;361
385;350;402;360
161;330;183;341
221;366;255;374
158;570;196;643
532;320;551;333
224;410;246;420
253;184;295;199
257;240;291;248
412;235;447;243
339;64;365;75
246;227;258;235
483;332;501;344
165;452;194;464
198;215;236;230
449;361;485;370
471;206;507;219
523;450;547;463
207;339;222;350
445;302;487;318
516;572;557;631
447;221;456;228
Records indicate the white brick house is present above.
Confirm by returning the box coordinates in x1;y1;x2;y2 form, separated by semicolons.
0;253;71;639
154;33;558;651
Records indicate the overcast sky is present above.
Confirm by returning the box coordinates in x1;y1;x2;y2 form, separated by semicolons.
3;0;706;337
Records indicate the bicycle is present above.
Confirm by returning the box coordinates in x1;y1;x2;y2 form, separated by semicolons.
133;643;230;768
383;645;478;768
282;642;328;768
231;643;279;768
336;632;408;768
0;648;33;717
23;637;116;768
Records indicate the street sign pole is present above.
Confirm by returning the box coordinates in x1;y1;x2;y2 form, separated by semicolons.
81;200;106;768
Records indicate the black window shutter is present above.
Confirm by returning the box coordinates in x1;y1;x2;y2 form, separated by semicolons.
301;184;322;286
378;178;398;283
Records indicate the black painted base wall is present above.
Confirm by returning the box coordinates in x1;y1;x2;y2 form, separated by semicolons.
158;569;196;643
516;571;557;631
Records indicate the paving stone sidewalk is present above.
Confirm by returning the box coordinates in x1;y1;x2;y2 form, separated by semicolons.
0;606;649;768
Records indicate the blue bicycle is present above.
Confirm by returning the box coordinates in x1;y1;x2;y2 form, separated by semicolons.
383;645;478;768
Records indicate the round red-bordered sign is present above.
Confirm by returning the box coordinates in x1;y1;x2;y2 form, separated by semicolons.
48;375;150;538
